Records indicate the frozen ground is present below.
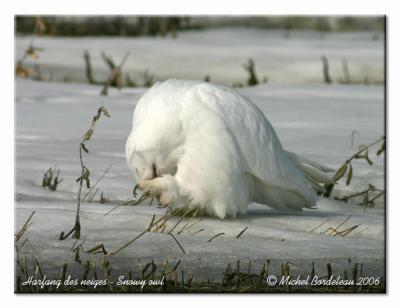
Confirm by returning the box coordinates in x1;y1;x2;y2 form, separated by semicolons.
15;78;385;282
15;28;384;85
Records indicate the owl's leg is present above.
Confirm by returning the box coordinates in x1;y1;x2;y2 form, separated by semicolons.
137;175;187;208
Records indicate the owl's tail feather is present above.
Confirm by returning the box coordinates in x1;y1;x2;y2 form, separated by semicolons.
284;150;334;193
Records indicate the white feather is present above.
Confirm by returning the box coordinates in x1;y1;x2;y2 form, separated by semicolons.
126;79;330;218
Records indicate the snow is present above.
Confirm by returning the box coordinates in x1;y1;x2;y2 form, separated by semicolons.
16;28;384;85
15;78;385;281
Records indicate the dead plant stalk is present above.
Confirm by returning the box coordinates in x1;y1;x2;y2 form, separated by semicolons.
59;106;110;240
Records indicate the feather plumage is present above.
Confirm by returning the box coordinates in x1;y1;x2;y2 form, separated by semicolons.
126;79;332;218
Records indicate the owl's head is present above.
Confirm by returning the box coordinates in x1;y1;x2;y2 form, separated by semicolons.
125;139;161;182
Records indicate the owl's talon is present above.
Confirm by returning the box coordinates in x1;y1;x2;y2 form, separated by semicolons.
133;184;140;197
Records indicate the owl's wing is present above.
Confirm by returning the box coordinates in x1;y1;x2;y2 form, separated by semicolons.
194;84;321;206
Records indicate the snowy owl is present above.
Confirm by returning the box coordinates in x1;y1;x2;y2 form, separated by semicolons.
126;79;333;219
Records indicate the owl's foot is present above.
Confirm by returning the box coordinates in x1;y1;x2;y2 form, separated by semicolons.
137;175;180;208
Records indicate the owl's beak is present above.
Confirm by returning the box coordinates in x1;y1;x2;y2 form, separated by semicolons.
152;163;160;178
133;163;161;197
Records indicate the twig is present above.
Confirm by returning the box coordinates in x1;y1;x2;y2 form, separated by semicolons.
177;218;202;234
341;58;351;84
346;138;384;163
235;227;248;239
101;52;116;69
59;107;110;240
242;58;259;86
165;260;181;275
101;53;130;95
83;50;98;84
169;234;186;254
15;211;35;242
87;187;100;203
103;193;149;216
351;227;368;237
328;215;352;236
107;229;147;256
151;209;179;232
323;136;385;197
148;214;155;230
107;211;171;256
308;219;330;233
33;257;44;279
86;244;108;254
82;163;113;201
335;224;360;237
369;191;385;203
321;55;332;84
190;228;204;235
207;232;225;242
321;227;339;236
168;207;192;234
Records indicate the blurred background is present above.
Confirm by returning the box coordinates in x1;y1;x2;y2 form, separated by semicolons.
16;16;384;36
15;16;384;89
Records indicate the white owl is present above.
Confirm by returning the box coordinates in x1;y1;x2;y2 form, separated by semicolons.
125;79;333;219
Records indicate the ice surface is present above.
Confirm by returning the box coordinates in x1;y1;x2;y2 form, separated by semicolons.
15;78;385;281
15;28;384;85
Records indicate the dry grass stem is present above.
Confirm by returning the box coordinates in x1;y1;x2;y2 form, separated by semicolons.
309;219;330;233
15;210;35;242
59;106;110;241
207;232;225;242
82;163;113;201
236;227;248;239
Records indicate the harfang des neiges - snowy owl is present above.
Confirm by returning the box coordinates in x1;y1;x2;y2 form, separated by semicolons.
126;79;334;219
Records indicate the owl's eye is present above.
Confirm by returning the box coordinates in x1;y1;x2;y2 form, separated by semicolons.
135;167;139;174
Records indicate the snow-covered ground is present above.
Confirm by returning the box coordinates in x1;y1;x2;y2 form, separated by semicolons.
15;78;385;281
15;28;384;85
